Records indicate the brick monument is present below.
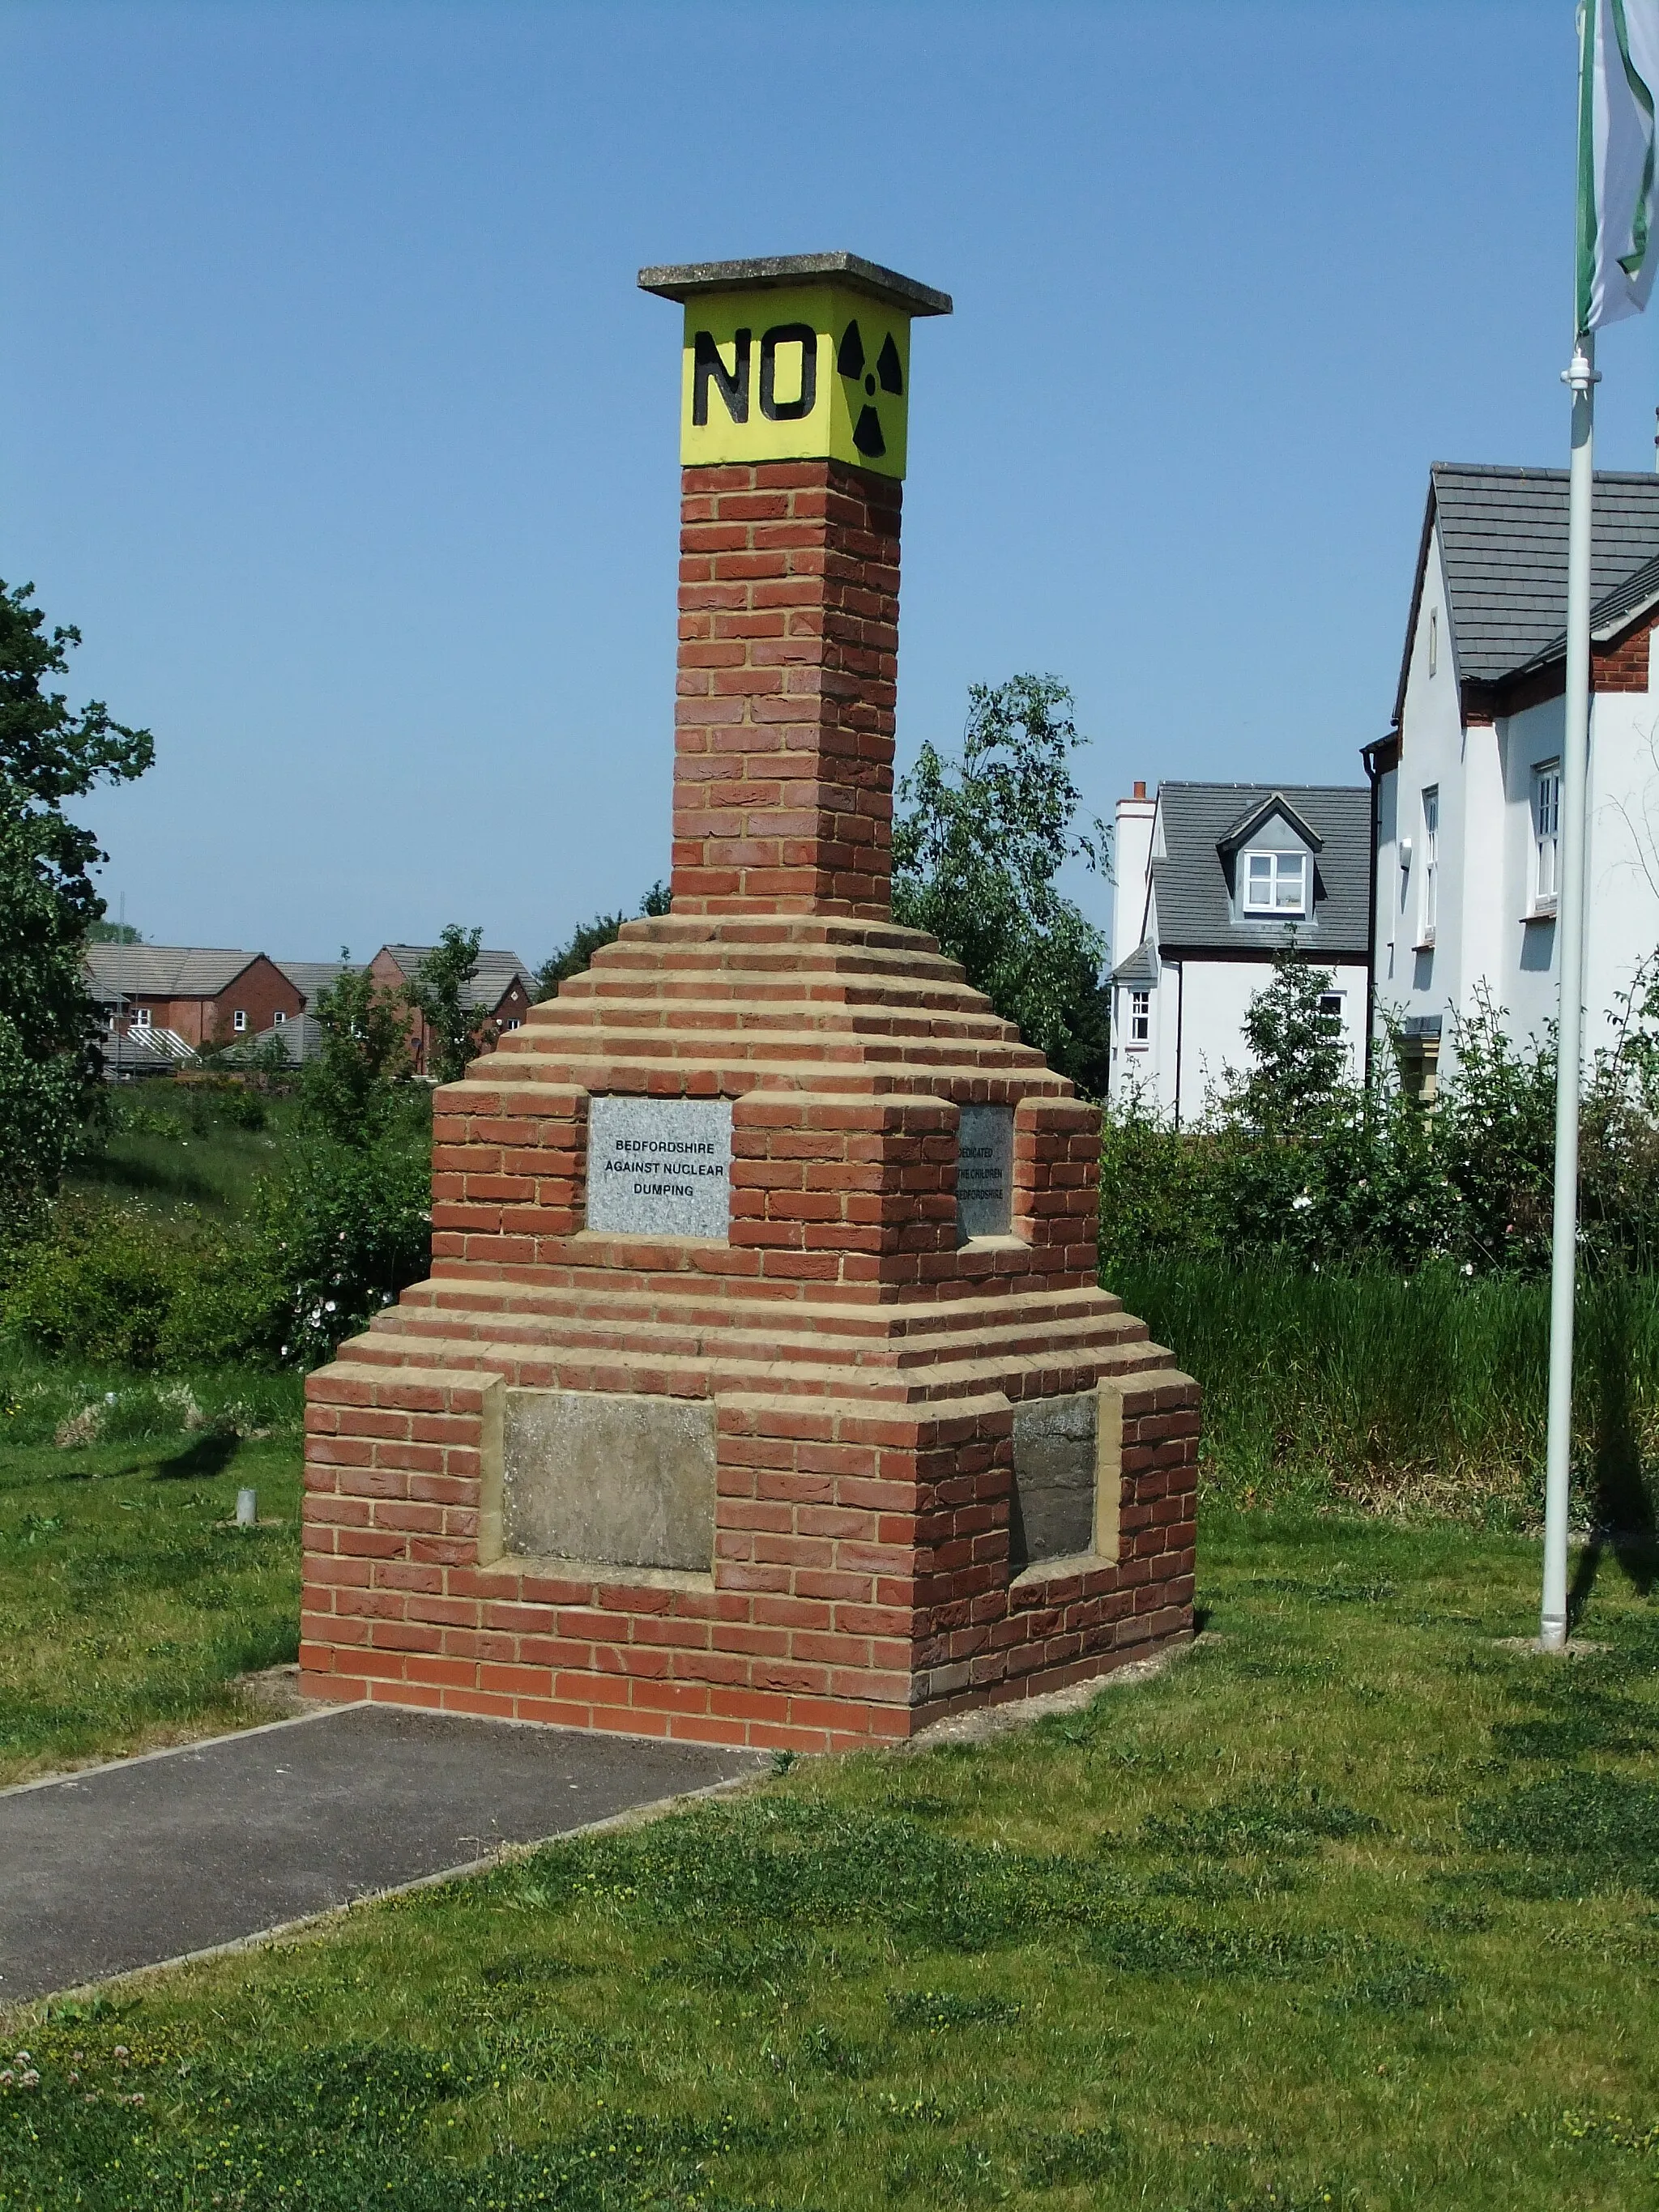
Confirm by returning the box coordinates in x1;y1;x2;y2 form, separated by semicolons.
300;252;1199;1752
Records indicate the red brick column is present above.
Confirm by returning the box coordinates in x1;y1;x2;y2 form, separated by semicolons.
672;459;901;918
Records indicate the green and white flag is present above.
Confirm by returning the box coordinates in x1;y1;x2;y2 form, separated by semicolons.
1579;0;1659;330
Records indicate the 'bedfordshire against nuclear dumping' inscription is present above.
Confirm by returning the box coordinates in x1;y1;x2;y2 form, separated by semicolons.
956;1103;1014;1241
586;1097;733;1238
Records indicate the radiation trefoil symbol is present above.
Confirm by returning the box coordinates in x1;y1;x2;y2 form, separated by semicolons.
836;320;903;459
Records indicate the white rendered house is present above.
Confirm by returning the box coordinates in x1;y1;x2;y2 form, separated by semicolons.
1371;464;1659;1091
1107;779;1371;1124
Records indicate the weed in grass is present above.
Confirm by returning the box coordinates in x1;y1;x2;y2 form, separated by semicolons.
1248;1574;1399;1605
478;1954;585;1988
1087;1915;1349;1980
1491;1708;1657;1758
509;1799;1120;1953
1556;2108;1659;2169
1327;1958;1456;2013
884;2137;1000;2203
1422;1902;1495;1935
792;2025;884;2079
1019;2121;1126;2184
655;1933;807;1987
1137;1788;1378;1857
885;1988;1022;2031
1465;1769;1659;1893
1145;1863;1303;1902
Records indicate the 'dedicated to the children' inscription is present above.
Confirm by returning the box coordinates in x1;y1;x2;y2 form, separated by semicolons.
586;1096;733;1238
956;1102;1014;1240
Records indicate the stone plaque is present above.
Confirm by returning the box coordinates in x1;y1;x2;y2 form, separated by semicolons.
586;1096;733;1238
504;1389;716;1573
956;1103;1013;1241
1009;1392;1098;1570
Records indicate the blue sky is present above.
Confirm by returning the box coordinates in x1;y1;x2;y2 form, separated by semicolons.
4;0;1656;965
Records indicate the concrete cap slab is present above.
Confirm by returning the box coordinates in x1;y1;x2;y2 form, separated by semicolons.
638;252;952;317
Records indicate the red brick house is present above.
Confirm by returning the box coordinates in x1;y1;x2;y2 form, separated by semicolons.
369;944;535;1076
84;945;303;1054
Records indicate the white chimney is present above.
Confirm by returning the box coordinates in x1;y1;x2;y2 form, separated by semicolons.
1112;781;1155;965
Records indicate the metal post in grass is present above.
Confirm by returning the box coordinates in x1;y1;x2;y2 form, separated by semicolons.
1542;335;1595;1652
1542;1;1659;1647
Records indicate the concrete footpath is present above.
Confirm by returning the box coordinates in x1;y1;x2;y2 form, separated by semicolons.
0;1704;765;2005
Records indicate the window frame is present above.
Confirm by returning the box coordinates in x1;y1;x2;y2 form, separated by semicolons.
1533;760;1560;910
232;1009;249;1034
1419;786;1439;945
1241;848;1310;918
1128;988;1150;1046
132;1006;152;1030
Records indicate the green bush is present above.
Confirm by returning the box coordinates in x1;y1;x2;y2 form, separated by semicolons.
251;1139;432;1366
0;1200;261;1368
1;1137;433;1372
1100;961;1659;1279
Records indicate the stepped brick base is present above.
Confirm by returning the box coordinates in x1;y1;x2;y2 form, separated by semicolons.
300;914;1199;1752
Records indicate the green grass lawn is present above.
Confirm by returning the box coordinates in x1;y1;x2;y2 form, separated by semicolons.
0;1362;304;1784
6;1513;1659;2209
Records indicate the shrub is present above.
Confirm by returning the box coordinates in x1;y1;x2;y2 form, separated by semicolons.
0;1200;260;1368
250;1139;432;1366
1;1137;433;1372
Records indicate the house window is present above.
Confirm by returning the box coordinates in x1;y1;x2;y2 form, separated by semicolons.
1534;761;1560;906
1128;989;1150;1045
1428;608;1438;677
505;1017;522;1031
1243;850;1309;915
273;1009;287;1025
1420;787;1439;943
1318;992;1343;1020
232;1010;248;1033
133;1007;152;1029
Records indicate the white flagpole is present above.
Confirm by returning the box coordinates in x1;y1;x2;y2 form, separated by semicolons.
1540;330;1597;1651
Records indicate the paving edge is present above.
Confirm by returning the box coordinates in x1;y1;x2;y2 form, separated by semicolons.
8;1770;766;2015
0;1700;370;1801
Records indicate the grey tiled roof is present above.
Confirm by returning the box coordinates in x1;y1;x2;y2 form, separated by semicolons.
1512;545;1659;675
1149;782;1371;959
1111;941;1157;987
1424;464;1659;691
274;960;356;1008
85;944;260;1000
378;944;534;1013
243;1014;323;1064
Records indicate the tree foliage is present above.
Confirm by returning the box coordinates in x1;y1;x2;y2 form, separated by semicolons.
535;882;672;1001
891;675;1111;1093
1215;951;1349;1134
303;958;413;1147
401;924;488;1086
0;580;153;1234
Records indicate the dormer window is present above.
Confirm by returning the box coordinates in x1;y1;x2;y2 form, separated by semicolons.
1243;850;1308;916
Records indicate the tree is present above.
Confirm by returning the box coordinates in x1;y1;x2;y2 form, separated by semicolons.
535;882;672;1002
87;918;142;944
402;924;490;1085
1221;950;1347;1134
303;957;413;1146
0;579;153;1232
891;675;1111;1091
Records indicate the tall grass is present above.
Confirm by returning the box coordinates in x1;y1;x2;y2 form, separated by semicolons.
1112;1259;1659;1528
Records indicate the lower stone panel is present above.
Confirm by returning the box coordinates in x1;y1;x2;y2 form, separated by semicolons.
298;1360;1199;1754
